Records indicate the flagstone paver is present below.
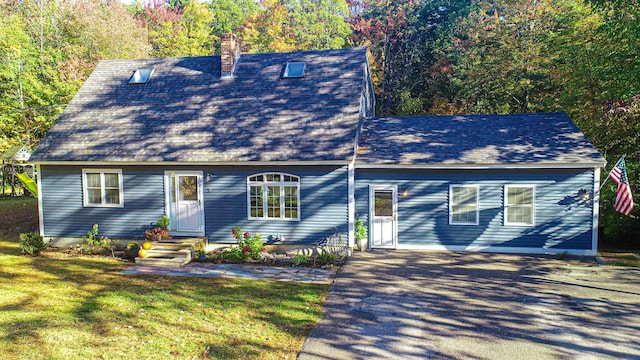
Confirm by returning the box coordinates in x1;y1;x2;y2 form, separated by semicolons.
122;263;337;284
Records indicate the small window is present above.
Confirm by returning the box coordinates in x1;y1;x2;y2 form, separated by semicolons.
283;62;306;78
82;169;124;207
129;68;154;84
247;172;300;220
504;185;535;226
449;185;479;225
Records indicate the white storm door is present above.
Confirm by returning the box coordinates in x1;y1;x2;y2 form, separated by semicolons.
166;171;204;235
370;186;397;249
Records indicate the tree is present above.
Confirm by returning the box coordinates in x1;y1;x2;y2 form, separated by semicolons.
591;96;640;243
449;0;566;114
348;0;422;114
243;0;351;54
210;0;258;47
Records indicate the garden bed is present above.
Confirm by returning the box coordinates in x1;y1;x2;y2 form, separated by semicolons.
201;248;348;269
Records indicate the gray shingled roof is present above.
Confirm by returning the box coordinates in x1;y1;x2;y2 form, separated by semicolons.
357;113;605;166
31;48;368;162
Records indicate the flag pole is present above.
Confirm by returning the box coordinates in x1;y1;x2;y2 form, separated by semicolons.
600;154;625;191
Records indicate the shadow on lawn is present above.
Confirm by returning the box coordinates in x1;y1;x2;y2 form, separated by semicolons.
0;242;327;359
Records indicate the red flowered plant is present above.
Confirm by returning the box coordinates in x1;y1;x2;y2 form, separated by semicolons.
232;226;265;260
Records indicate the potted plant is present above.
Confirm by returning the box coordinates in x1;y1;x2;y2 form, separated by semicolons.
126;241;140;257
195;250;207;261
145;227;166;242
157;215;170;239
144;215;171;241
355;215;367;251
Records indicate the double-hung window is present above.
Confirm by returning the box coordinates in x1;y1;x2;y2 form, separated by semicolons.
504;185;535;226
82;169;123;207
248;173;300;220
449;185;479;225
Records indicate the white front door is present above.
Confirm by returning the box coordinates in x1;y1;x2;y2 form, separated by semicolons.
369;186;397;248
165;171;204;236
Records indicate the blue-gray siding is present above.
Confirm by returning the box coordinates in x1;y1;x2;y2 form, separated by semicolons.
40;165;348;244
203;166;348;244
355;168;595;250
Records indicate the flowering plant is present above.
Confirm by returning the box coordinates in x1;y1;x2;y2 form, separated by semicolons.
232;226;266;260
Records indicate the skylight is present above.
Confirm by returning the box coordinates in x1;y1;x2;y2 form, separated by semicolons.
129;68;154;84
283;62;306;78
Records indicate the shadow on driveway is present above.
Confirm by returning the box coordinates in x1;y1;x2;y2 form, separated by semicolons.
298;251;640;360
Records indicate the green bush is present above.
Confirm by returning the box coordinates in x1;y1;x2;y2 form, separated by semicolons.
81;224;111;255
292;253;310;266
316;252;337;266
231;226;266;260
19;232;46;255
221;247;243;262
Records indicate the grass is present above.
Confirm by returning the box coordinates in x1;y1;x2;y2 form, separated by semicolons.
598;252;640;268
0;197;330;359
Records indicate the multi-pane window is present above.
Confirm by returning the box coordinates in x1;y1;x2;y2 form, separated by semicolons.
505;185;535;225
449;185;479;225
82;169;123;207
248;173;299;220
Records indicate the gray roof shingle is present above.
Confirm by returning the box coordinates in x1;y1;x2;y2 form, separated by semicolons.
31;48;368;163
357;113;605;166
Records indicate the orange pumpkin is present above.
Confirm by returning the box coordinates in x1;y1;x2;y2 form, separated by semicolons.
142;241;152;250
138;249;148;258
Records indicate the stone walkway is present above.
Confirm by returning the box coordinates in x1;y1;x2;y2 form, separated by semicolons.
122;263;337;284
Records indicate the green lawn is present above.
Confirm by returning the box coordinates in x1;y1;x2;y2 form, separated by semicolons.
0;198;330;359
598;252;640;268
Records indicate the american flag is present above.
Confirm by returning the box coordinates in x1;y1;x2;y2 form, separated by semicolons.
608;157;634;216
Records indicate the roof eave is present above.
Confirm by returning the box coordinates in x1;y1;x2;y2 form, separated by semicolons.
33;160;353;166
355;162;606;169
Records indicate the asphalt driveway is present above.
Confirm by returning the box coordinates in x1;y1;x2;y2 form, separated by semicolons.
298;251;640;359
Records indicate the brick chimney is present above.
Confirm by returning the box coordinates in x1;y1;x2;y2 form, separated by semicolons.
221;32;240;79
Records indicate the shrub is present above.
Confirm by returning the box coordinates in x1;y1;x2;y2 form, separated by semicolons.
221;247;243;262
82;224;111;255
231;226;266;260
317;252;337;266
19;232;46;255
292;253;310;266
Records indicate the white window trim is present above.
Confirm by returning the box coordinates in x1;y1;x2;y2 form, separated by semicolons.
449;184;479;225
82;169;124;208
247;172;300;221
504;185;535;226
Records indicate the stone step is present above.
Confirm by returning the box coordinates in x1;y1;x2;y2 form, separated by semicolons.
149;241;194;251
134;237;206;267
135;248;192;267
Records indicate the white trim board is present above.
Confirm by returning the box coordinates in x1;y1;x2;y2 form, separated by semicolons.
356;164;605;170
591;167;600;253
347;161;355;248
34;160;351;166
395;244;596;256
36;164;44;237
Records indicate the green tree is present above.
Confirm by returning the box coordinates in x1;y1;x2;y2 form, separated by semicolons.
450;0;566;114
243;0;351;54
210;0;258;47
591;97;640;243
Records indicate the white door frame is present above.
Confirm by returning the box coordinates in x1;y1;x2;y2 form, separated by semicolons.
164;171;205;236
369;185;397;249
